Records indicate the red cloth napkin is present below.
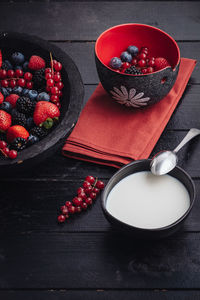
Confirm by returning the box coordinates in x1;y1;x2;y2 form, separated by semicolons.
63;58;196;168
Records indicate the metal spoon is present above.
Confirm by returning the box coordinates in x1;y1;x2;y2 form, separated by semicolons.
150;128;200;176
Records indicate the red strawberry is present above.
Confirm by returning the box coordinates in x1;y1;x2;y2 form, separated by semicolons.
33;101;60;129
28;55;46;70
5;94;20;108
0;92;4;104
154;57;170;71
7;125;29;143
0;110;12;132
0;50;2;68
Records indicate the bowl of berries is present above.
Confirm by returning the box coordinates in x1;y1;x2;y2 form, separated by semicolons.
95;23;180;108
0;32;84;173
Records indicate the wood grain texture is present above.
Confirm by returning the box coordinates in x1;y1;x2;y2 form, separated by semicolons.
0;2;200;40
1;290;200;300
52;42;200;84
1;232;200;289
0;178;199;233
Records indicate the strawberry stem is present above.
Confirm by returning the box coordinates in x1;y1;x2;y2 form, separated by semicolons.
50;52;54;76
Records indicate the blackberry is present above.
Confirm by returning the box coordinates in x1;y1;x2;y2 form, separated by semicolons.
12;111;27;127
124;66;142;75
32;68;46;89
10;137;27;151
30;126;48;139
16;96;36;115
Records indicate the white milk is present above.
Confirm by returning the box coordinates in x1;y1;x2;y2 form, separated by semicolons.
106;171;190;229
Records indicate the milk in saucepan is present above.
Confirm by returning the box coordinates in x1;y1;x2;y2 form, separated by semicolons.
106;171;190;229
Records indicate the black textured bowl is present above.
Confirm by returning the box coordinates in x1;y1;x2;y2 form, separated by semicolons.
95;24;180;108
101;160;195;239
0;32;84;174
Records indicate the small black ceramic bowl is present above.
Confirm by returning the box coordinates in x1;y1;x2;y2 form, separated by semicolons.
95;24;180;108
101;160;195;239
0;32;84;174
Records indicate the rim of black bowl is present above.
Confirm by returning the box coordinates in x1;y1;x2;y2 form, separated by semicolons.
101;159;195;232
95;23;181;76
0;31;84;166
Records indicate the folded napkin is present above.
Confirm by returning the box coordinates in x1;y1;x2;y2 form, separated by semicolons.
63;58;196;168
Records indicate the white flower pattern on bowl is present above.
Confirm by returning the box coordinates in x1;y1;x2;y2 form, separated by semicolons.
110;86;151;108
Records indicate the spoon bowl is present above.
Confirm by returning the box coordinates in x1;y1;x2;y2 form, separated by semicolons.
150;151;178;176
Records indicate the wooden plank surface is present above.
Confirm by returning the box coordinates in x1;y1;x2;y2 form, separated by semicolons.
0;2;200;41
1;232;200;289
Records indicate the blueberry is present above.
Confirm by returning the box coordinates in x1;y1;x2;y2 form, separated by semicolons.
11;52;25;65
120;51;132;63
27;134;39;146
127;45;139;57
0;101;12;113
1;87;9;98
37;92;50;102
26;117;34;129
11;108;18;117
15;65;23;71
22;88;29;96
23;61;29;71
28;90;38;100
6;87;12;94
4;60;13;70
109;57;122;69
12;86;23;95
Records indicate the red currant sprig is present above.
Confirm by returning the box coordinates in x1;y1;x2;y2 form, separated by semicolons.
57;176;105;223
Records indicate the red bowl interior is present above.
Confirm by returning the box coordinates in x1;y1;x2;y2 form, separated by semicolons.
95;24;180;72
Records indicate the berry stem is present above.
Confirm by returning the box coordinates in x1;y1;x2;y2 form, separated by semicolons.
0;148;8;157
50;52;54;76
93;177;98;189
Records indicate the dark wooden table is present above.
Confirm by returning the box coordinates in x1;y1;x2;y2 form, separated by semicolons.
0;1;200;299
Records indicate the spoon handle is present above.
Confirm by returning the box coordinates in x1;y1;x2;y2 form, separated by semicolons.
173;128;200;153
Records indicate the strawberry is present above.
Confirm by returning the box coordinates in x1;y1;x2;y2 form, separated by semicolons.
0;92;4;105
33;101;60;129
0;110;12;132
28;55;46;70
0;50;2;68
7;125;29;143
5;94;20;108
154;57;170;71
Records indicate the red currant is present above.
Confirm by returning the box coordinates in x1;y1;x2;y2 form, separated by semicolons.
68;205;76;214
83;181;91;189
3;147;10;156
85;175;95;184
65;201;72;207
81;202;88;210
58;90;63;97
77;187;84;195
47;79;54;87
1;80;9;87
148;60;155;67
132;58;137;66
75;206;82;213
46;85;52;92
147;67;154;73
8;150;17;159
0;69;7;79
138;60;146;68
15;69;23;77
26;81;33;89
84;186;93;195
78;191;87;200
138;53;146;60
85;197;92;205
24;72;33;81
57;214;66;223
45;73;53;80
54;73;61;82
54;61;62;71
96;180;105;190
90;192;97;200
7;70;15;78
61;206;68;215
17;78;26;87
72;197;83;206
56;102;61;109
45;68;52;74
51;86;59;95
9;79;17;88
141;68;148;74
50;95;59;103
0;141;7;149
55;82;64;90
93;187;100;194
